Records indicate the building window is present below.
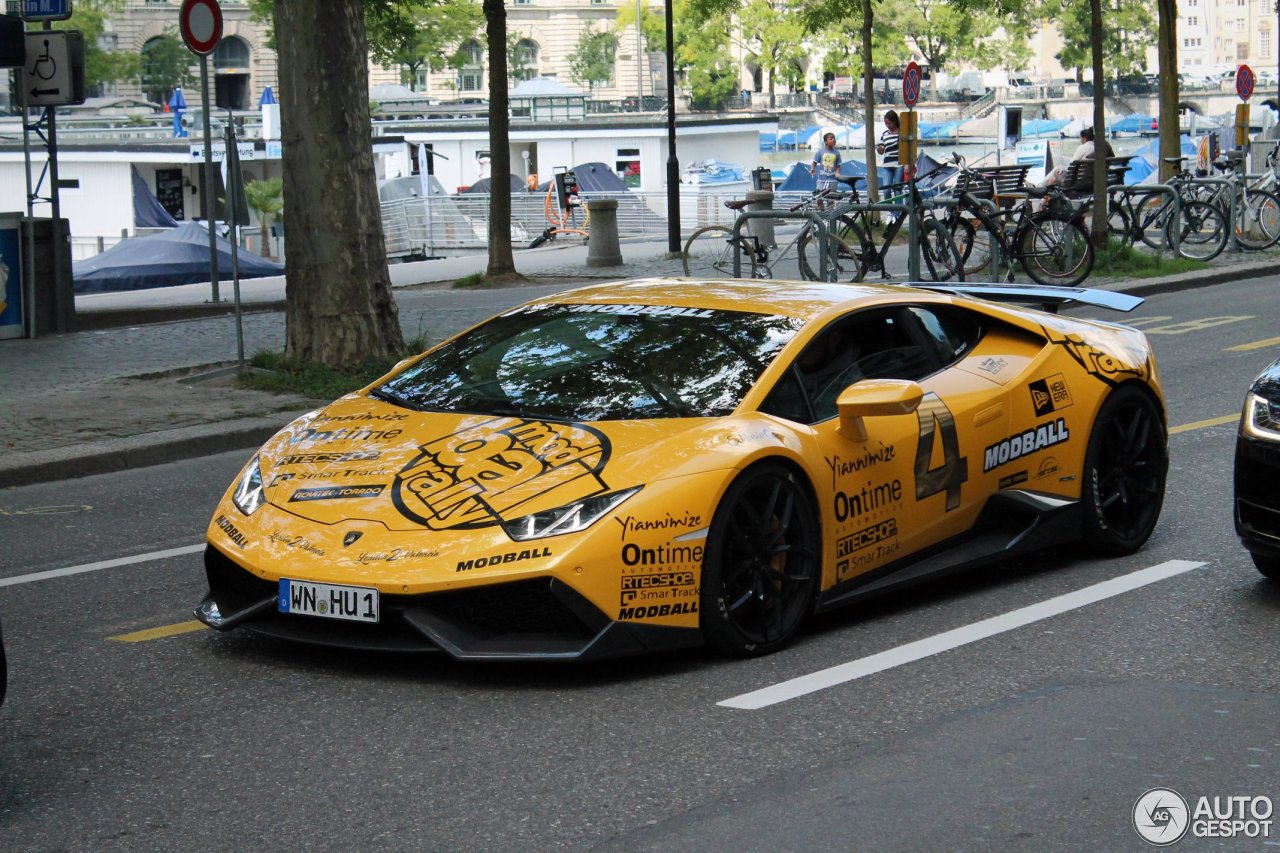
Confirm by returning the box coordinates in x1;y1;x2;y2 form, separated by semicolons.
456;39;484;92
512;38;539;82
615;147;641;188
460;69;484;91
1239;42;1250;59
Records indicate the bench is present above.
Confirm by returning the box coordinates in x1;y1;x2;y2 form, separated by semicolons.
1061;156;1131;196
954;164;1031;208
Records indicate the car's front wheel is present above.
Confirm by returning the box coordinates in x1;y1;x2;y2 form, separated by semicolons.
1252;553;1280;580
701;463;820;656
1081;386;1168;555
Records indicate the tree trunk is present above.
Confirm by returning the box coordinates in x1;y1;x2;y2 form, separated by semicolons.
485;0;516;276
1089;0;1107;245
274;0;403;369
1156;0;1179;181
861;0;878;204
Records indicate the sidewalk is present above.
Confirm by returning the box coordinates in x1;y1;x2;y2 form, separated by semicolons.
1;237;1275;489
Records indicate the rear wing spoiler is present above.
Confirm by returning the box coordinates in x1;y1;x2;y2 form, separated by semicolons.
908;282;1143;313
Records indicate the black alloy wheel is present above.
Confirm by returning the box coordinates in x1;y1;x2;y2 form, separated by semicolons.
700;463;820;656
1081;386;1168;555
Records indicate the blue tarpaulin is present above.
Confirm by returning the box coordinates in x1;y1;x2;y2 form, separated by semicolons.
73;222;284;293
1021;118;1071;138
132;166;178;229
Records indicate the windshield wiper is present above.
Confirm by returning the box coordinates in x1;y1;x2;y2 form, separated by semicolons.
370;386;423;412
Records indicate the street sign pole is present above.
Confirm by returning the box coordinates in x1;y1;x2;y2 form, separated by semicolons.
42;20;67;331
200;53;219;303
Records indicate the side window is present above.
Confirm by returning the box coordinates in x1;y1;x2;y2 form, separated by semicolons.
906;306;982;367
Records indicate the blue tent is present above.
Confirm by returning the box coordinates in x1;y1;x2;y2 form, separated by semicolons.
1109;114;1156;135
1126;134;1199;183
72;222;284;294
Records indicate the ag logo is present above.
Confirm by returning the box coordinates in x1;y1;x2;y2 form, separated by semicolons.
393;418;609;530
1133;787;1189;845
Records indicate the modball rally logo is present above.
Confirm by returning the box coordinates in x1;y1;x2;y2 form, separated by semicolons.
1133;788;1274;845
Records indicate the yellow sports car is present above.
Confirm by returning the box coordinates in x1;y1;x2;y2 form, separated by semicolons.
195;278;1167;659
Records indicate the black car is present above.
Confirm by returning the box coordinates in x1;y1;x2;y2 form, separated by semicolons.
1235;356;1280;579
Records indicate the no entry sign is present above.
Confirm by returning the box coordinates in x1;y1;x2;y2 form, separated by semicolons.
180;0;222;56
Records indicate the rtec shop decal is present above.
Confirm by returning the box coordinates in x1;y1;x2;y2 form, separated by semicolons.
983;418;1069;473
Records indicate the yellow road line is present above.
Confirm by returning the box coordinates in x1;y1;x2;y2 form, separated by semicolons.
1226;337;1280;352
109;620;208;643
1170;414;1238;434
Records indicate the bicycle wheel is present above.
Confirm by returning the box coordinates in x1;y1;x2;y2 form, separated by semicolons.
954;217;994;276
1237;188;1280;250
1106;202;1132;244
1167;199;1227;261
1139;197;1175;251
1018;215;1094;287
920;218;965;281
798;216;867;281
682;226;756;279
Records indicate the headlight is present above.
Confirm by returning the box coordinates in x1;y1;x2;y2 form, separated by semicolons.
500;486;642;541
1243;391;1280;441
232;456;267;516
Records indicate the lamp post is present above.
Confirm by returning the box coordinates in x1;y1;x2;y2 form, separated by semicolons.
665;0;680;254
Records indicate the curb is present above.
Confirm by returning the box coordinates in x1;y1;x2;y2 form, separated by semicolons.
0;416;299;490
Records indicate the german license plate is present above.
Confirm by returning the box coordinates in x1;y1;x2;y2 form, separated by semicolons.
278;579;379;623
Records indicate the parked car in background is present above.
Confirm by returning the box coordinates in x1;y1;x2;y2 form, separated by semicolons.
1234;356;1280;580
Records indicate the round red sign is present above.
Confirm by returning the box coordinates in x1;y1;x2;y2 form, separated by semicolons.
1237;63;1255;100
180;0;223;56
903;61;922;107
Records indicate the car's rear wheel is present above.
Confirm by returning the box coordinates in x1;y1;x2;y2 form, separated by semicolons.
1252;553;1280;580
1081;386;1168;555
701;462;819;656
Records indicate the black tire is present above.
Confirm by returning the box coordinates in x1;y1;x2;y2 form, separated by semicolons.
1018;215;1094;287
1106;203;1132;244
1139;197;1173;251
682;226;756;278
700;463;820;656
1236;188;1280;250
1168;199;1227;261
1252;552;1280;580
798;215;866;281
955;217;994;276
1081;386;1168;555
921;217;965;281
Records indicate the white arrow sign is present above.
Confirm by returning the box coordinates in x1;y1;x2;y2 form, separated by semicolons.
189;142;256;162
23;31;73;106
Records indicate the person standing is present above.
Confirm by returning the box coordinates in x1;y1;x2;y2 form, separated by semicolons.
809;132;843;194
876;110;902;186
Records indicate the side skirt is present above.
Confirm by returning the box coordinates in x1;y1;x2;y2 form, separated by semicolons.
815;489;1082;613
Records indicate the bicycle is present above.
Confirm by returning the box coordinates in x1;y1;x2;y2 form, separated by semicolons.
940;154;1096;287
793;174;964;283
682;189;845;280
1202;152;1280;251
1100;156;1228;260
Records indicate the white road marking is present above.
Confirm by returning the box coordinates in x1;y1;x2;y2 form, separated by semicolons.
719;559;1206;710
0;544;204;588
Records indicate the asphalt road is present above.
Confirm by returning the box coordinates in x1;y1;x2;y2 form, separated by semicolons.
1;277;1278;851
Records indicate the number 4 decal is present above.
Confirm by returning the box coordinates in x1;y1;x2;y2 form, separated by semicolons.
914;392;968;511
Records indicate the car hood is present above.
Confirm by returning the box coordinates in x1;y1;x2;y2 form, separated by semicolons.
256;394;760;532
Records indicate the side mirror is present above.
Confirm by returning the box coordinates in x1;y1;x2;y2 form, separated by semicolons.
836;379;923;441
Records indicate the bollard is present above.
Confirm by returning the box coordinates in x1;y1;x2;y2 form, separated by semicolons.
746;190;776;248
586;198;623;267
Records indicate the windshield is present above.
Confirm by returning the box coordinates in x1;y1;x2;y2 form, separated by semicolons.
375;303;804;421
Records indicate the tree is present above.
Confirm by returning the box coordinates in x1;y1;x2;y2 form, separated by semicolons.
55;0;139;97
381;1;484;91
140;33;196;105
568;26;618;93
619;0;737;109
244;178;284;260
1156;0;1179;181
1056;0;1154;82
271;0;403;368
736;0;810;107
484;0;517;277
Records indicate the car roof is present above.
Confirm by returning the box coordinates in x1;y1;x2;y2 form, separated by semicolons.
528;277;950;325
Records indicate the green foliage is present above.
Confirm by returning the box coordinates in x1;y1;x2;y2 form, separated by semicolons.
140;33;196;105
383;1;484;90
453;272;485;288
1056;0;1154;79
243;338;428;400
1091;240;1208;278
568;26;619;92
244;178;284;260
54;0;139;94
737;0;810;99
